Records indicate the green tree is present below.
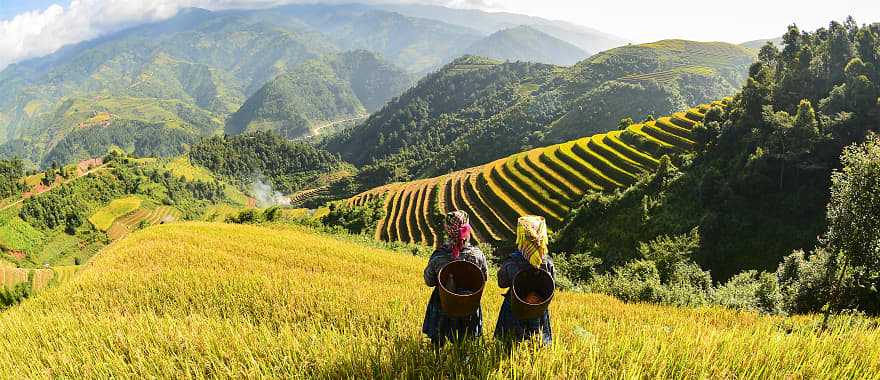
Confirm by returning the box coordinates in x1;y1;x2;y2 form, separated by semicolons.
617;117;634;131
824;134;880;313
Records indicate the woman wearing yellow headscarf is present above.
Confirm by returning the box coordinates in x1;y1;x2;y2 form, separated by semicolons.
494;215;555;345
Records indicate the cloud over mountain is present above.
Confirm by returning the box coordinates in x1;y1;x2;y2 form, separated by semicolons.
0;0;499;70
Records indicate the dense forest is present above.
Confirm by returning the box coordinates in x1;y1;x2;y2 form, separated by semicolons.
0;159;26;199
190;131;350;194
42;120;197;167
555;19;880;314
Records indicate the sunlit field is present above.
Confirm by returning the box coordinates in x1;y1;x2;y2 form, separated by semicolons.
0;222;877;378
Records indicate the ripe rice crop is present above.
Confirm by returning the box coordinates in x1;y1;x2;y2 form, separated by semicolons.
0;222;875;378
106;206;181;240
349;102;729;246
88;196;142;231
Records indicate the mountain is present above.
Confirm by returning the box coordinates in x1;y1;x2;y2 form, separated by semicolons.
325;40;755;187
3;3;625;168
741;37;785;50
272;4;483;73
464;26;588;65
0;5;473;167
226;50;412;139
374;3;628;54
0;7;340;166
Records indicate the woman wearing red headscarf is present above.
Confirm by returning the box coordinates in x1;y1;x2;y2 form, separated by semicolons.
421;210;488;346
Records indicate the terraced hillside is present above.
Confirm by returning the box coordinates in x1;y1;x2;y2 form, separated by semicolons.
349;101;724;245
0;265;79;294
105;206;182;241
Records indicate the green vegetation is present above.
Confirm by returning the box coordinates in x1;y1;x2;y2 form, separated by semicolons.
0;152;236;269
190;131;351;195
226;50;412;139
42;118;198;168
326;41;754;189
321;197;386;235
553;19;880;315
0;159;25;199
0;222;876;377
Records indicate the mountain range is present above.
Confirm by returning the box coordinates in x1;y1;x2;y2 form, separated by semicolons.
0;3;624;168
325;40;755;187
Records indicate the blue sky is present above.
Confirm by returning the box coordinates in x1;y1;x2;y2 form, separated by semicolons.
0;0;60;20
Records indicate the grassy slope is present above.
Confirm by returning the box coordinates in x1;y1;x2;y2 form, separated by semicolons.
0;222;876;377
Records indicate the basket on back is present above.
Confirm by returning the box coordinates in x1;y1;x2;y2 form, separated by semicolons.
437;260;485;317
511;268;555;320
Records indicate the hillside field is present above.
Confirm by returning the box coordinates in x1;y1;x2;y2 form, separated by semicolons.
0;222;876;378
349;101;721;246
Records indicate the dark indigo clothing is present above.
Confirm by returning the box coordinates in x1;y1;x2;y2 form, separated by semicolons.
422;244;488;344
493;251;555;345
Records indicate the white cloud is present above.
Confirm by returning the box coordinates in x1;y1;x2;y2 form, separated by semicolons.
3;0;877;71
1;0;177;70
0;0;352;71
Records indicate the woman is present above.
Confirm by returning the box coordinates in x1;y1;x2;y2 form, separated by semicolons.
494;215;555;345
422;211;489;346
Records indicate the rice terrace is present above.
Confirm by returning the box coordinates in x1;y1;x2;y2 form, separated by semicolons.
0;1;879;378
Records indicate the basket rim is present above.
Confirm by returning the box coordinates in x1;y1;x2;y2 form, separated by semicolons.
437;260;486;296
511;268;555;306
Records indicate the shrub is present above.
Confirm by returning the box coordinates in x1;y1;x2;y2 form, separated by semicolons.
321;198;386;235
597;260;664;303
554;252;602;290
638;228;700;283
714;271;783;314
226;209;259;224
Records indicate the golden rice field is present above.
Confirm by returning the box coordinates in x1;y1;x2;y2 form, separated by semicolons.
88;196;142;231
106;205;181;240
0;265;79;292
0;222;876;378
349;101;723;246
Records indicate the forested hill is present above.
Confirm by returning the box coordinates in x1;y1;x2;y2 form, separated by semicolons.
0;3;620;168
225;51;413;139
325;41;755;188
463;26;589;66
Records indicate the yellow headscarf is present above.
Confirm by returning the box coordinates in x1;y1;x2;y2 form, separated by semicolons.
516;215;548;268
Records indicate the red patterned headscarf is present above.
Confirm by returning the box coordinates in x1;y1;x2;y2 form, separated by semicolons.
444;211;471;259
